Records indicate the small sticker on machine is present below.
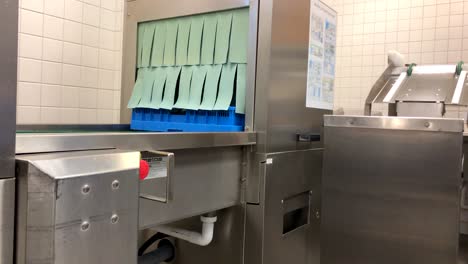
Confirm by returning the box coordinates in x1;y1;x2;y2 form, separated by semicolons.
143;156;168;179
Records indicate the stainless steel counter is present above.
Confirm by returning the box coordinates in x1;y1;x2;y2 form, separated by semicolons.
16;132;256;154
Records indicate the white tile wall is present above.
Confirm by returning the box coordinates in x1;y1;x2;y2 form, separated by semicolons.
323;0;468;117
17;0;124;124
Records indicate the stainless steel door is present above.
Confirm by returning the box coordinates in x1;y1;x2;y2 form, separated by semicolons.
0;0;18;262
322;115;463;264
245;149;322;264
254;0;333;153
0;179;15;263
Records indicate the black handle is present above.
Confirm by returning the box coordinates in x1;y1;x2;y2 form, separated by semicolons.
296;133;321;142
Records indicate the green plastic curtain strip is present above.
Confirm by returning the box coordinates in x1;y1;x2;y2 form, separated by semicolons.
127;68;145;108
236;64;247;114
173;66;193;109
128;64;246;112
149;68;168;109
199;65;223;110
213;13;233;64
201;13;217;65
187;66;209;110
187;16;204;65
130;8;249;113
163;21;178;66
151;22;166;66
213;64;237;110
137;8;248;67
160;67;182;109
176;18;191;66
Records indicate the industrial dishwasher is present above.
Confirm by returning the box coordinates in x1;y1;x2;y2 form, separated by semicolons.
0;0;337;263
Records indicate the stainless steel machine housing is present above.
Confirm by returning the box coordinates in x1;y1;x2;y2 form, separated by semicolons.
15;150;140;264
7;0;334;263
322;115;463;264
0;0;18;262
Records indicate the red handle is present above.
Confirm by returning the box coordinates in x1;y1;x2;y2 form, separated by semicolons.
139;160;149;180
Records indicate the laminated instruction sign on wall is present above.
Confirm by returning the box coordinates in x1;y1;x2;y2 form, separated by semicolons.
306;0;337;110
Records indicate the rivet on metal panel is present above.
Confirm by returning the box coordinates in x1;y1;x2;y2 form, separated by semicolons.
81;221;90;231
112;180;120;190
81;184;91;194
424;122;431;128
111;214;119;224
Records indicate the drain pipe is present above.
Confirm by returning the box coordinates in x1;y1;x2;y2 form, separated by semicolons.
154;215;217;246
138;239;175;264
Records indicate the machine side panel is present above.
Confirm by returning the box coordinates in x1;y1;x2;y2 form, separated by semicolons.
139;147;243;228
322;120;462;264
15;150;140;264
255;0;331;153
245;149;323;264
0;0;17;179
54;171;139;264
26;165;56;264
0;179;15;264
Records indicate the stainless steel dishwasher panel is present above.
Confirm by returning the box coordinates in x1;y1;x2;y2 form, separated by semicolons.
0;179;15;264
245;149;322;264
139;147;243;228
322;115;464;264
15;150;140;264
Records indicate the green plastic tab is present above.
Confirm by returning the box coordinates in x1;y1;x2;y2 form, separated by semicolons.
457;61;464;76
407;63;417;76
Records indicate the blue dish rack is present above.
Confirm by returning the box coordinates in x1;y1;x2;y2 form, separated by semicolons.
131;106;245;132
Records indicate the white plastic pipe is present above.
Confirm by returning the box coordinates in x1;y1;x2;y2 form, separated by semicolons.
154;216;217;246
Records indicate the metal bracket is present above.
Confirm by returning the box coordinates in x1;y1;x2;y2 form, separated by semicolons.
296;133;321;142
140;150;175;203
